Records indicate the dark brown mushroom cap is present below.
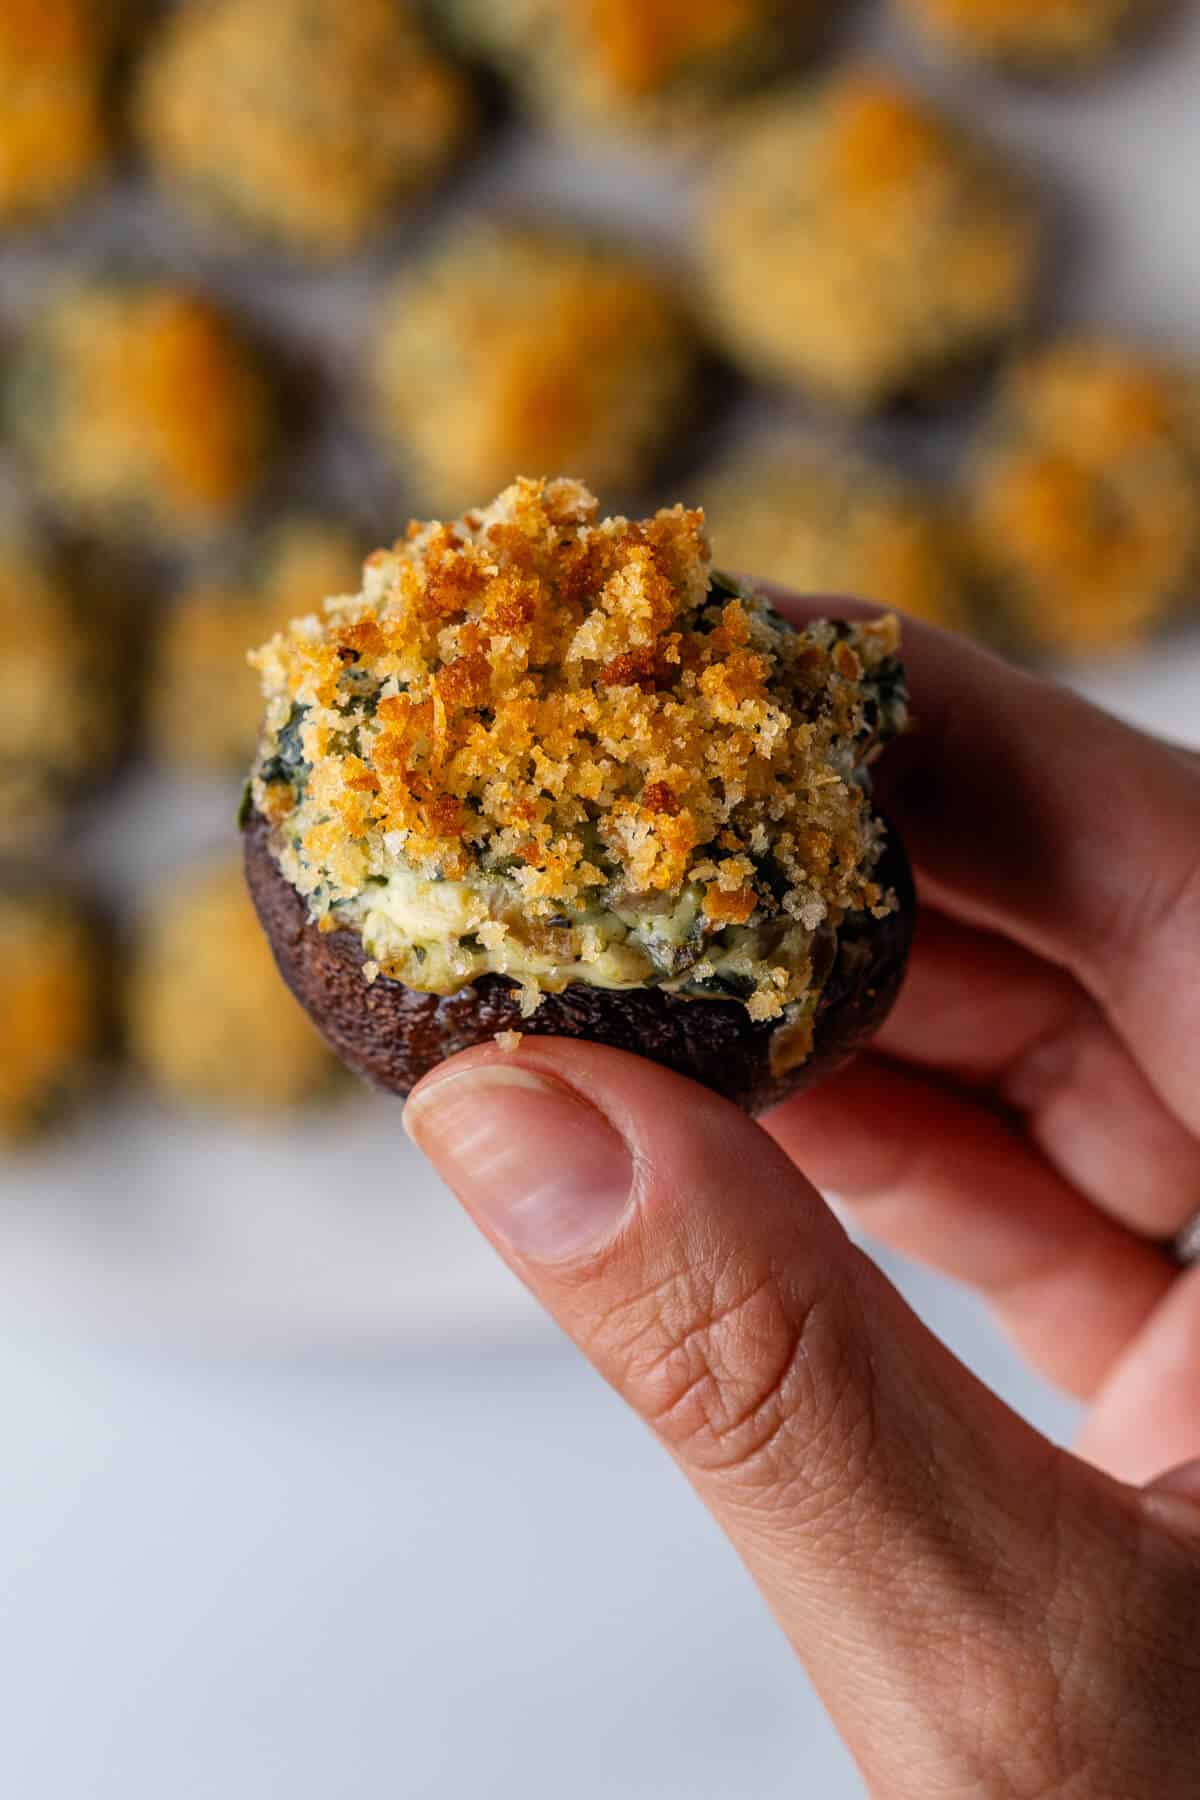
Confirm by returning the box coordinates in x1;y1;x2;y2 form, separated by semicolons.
244;810;914;1115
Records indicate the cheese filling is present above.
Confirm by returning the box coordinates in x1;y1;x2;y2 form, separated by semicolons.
341;866;828;1016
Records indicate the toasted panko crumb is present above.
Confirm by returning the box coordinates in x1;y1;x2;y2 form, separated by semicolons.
701;67;1039;411
251;478;906;1022
967;340;1200;654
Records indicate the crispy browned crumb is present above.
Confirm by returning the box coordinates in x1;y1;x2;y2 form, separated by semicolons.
0;887;105;1145
701;441;973;634
251;478;907;1025
701;67;1039;412
894;0;1160;71
967;340;1200;654
138;0;475;256
370;223;699;511
128;857;338;1113
152;522;363;773
7;279;274;544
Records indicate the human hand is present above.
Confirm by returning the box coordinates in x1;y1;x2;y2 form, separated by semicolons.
404;603;1200;1797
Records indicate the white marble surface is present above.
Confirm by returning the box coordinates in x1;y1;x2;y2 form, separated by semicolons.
0;1258;1080;1800
0;6;1198;1797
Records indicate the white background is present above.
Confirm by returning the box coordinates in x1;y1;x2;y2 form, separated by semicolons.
2;3;1199;1795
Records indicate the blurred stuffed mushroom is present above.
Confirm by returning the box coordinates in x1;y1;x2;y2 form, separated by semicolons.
701;440;974;636
0;883;109;1147
151;520;364;775
243;477;913;1115
0;0;134;223
6;277;275;546
0;518;132;847
129;856;339;1115
893;0;1164;75
370;222;701;514
701;67;1040;413
966;339;1200;655
137;0;476;258
446;0;828;141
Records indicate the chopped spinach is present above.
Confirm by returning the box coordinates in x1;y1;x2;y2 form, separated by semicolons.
692;971;755;1001
707;568;744;603
259;701;311;794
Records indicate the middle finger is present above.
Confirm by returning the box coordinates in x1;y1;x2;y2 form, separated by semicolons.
874;907;1200;1240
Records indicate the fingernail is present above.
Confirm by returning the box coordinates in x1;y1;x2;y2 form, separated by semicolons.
404;1065;633;1263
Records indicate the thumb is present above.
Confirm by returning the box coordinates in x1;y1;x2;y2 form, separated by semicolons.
405;1043;1195;1797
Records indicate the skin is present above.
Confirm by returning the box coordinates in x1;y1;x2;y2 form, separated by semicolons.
405;594;1200;1797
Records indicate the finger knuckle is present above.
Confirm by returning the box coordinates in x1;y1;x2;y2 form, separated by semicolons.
1106;833;1200;997
601;1252;878;1512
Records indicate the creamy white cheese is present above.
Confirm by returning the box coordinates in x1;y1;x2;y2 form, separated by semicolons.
337;864;817;1008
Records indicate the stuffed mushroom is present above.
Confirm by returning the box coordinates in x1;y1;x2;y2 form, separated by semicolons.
445;0;828;142
966;339;1200;655
0;0;132;224
6;277;275;546
701;67;1040;413
137;0;476;258
128;855;339;1115
243;477;913;1114
0;881;108;1146
0;518;132;847
892;0;1163;75
151;519;364;775
370;222;701;514
701;439;973;636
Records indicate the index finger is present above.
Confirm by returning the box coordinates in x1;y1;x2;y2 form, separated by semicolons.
763;586;1200;1139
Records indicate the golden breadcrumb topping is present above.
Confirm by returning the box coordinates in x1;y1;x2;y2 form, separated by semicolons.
9;281;273;542
153;521;363;773
372;224;698;512
702;442;971;634
702;68;1039;411
450;0;820;137
0;525;125;846
969;341;1200;654
251;479;906;1022
0;889;103;1145
0;0;123;220
129;858;337;1112
138;0;475;256
895;0;1155;68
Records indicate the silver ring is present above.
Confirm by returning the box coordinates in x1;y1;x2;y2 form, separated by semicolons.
1172;1210;1200;1268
